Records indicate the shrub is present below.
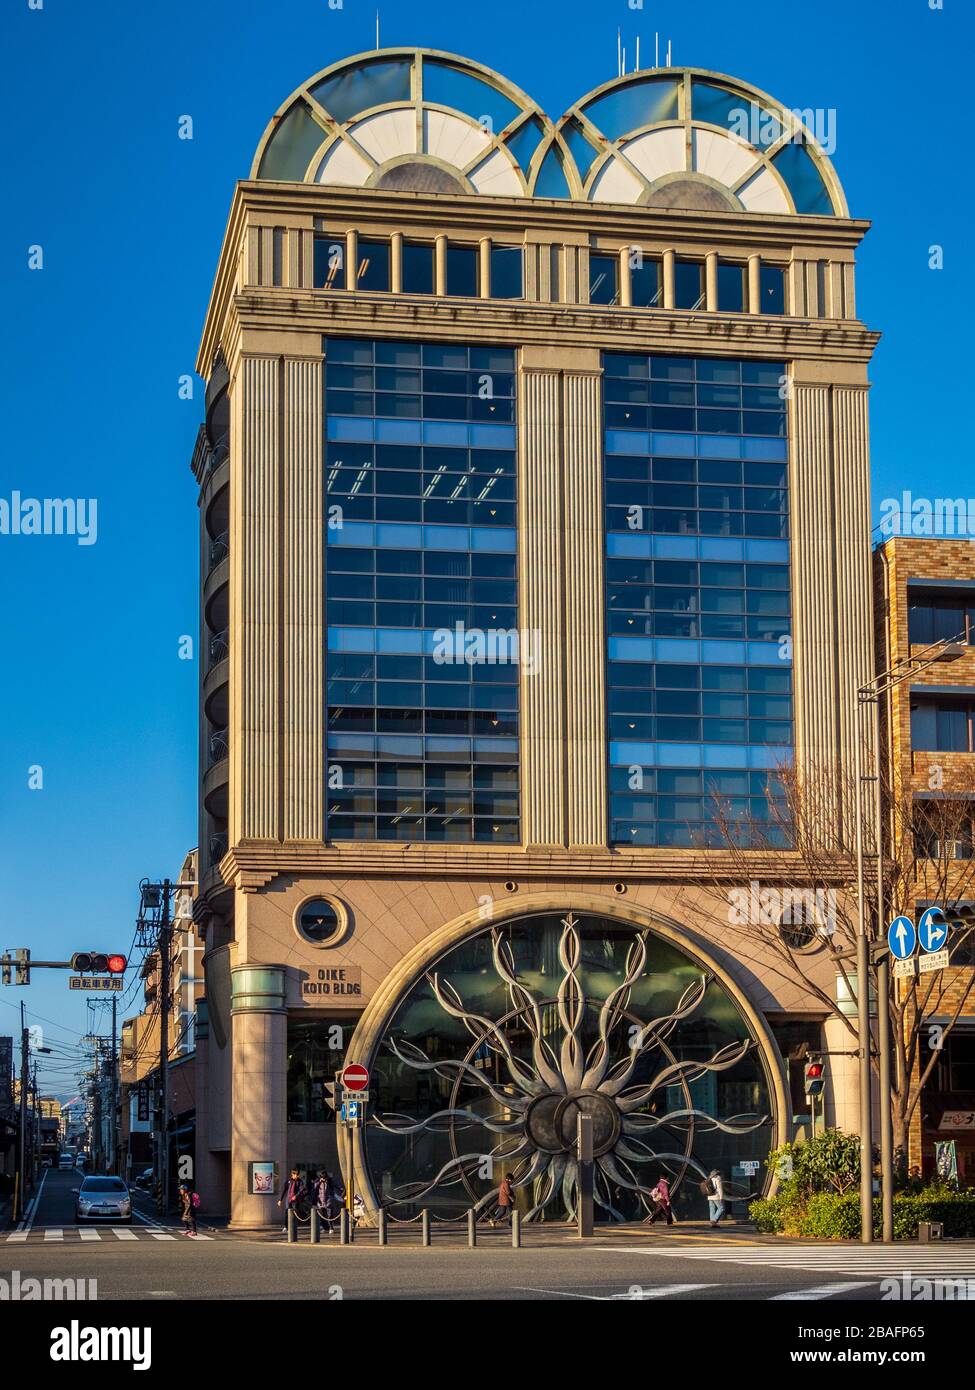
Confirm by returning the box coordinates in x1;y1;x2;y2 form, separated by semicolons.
748;1190;975;1240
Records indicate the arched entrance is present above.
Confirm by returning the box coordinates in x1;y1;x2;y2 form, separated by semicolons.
348;899;787;1222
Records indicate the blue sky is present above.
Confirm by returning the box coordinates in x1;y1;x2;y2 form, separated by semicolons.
1;0;970;1092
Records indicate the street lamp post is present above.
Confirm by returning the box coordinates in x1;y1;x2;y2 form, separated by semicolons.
852;632;965;1244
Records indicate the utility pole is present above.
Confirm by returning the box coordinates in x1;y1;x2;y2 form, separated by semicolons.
17;1002;28;1219
158;879;172;1216
111;993;118;1174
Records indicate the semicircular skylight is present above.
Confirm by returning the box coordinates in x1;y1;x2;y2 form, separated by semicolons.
252;52;847;217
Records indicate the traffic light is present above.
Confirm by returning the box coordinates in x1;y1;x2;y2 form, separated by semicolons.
322;1072;342;1112
71;952;125;973
804;1053;827;1097
1;949;30;985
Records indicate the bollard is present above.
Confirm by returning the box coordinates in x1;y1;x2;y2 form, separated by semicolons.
287;1209;297;1244
421;1209;431;1247
339;1208;349;1246
377;1207;387;1246
467;1209;477;1249
310;1207;320;1244
512;1210;521;1249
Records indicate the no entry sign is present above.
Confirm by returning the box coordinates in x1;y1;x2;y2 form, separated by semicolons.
342;1063;369;1092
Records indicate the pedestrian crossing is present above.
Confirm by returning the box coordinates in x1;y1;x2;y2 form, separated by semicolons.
6;1226;213;1245
515;1280;874;1301
600;1243;975;1278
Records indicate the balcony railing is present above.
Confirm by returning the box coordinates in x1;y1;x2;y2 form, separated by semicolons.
208;628;229;670
208;529;229;572
208;728;229;767
208;832;228;863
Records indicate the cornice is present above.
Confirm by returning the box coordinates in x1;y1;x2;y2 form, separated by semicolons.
215;839;855;891
229;287;880;365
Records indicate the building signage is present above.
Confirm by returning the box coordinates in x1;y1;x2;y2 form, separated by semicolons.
0;1037;11;1107
137;1081;150;1123
301;966;361;999
69;975;123;992
939;1111;975;1131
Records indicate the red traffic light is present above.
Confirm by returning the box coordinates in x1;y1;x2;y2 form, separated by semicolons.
806;1063;824;1079
107;955;127;974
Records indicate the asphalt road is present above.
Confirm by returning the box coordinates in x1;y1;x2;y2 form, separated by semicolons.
8;1171;975;1301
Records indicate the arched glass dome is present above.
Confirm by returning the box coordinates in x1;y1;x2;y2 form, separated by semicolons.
548;67;847;216
252;47;559;198
252;52;847;217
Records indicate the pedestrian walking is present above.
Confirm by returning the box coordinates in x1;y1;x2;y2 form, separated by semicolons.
648;1175;674;1225
489;1173;515;1227
178;1181;200;1237
705;1169;726;1226
277;1167;306;1232
311;1170;338;1234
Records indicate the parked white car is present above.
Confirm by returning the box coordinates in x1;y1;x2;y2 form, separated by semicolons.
75;1176;132;1224
58;1153;75;1170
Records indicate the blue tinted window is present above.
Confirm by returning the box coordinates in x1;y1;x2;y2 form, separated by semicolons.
422;61;521;132
325;339;519;842
309;60;412;124
603;351;792;847
490;247;523;300
403;243;435;295
583;78;680;141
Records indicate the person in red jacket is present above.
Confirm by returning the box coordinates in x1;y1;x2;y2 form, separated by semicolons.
489;1173;516;1227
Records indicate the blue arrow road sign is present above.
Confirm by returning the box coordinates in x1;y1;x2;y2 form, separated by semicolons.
341;1101;360;1123
918;906;948;954
887;916;917;960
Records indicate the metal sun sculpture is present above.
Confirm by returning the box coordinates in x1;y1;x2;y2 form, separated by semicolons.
374;914;768;1221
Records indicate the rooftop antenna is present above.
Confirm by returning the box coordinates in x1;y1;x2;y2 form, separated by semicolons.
376;9;380;48
623;46;627;76
655;32;659;68
666;39;672;67
636;36;641;71
617;27;622;78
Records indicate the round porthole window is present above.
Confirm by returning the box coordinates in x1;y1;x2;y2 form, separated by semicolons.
295;897;349;947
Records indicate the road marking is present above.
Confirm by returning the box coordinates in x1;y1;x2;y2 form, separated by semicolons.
597;1245;975;1276
512;1283;715;1301
78;1229;101;1242
617;1283;716;1300
44;1229;63;1242
6;1232;27;1243
149;1232;177;1241
21;1167;48;1231
771;1282;874;1301
112;1228;138;1241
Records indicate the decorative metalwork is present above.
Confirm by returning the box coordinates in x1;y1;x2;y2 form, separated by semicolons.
373;913;768;1221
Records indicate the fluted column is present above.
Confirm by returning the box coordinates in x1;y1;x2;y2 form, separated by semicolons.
231;356;280;843
833;386;874;761
790;384;839;777
789;375;874;836
518;362;566;848
283;359;324;841
564;369;607;848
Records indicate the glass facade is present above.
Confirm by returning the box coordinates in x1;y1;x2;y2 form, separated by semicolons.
324;337;521;843
603;352;793;847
